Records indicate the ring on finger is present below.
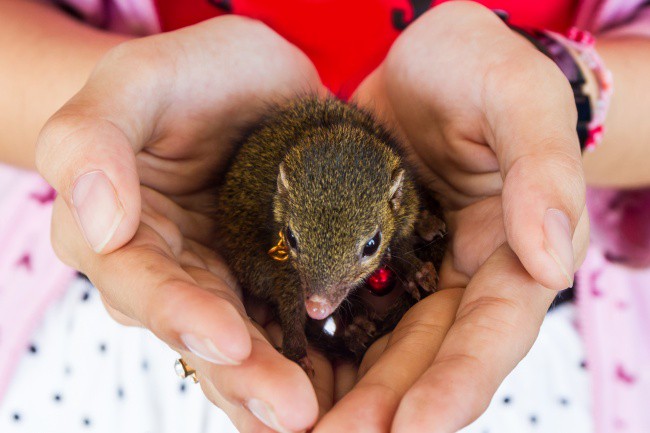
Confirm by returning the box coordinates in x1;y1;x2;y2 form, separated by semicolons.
174;358;199;383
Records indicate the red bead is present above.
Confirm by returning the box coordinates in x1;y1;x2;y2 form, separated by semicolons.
367;266;395;295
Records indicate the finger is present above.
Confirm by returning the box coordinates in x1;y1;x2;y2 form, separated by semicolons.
140;186;214;243
53;197;252;365
98;293;141;327
333;360;357;402
267;321;334;419
197;328;319;433
181;352;280;433
36;107;141;254
574;207;590;267
392;244;556;433
314;289;462;433
483;52;586;291
448;196;506;277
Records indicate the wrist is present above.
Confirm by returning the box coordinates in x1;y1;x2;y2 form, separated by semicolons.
500;15;613;151
551;29;613;151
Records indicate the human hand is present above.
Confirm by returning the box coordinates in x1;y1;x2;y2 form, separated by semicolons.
36;16;327;433
376;2;589;291
314;2;589;432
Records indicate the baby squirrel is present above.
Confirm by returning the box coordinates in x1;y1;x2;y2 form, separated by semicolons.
212;97;446;373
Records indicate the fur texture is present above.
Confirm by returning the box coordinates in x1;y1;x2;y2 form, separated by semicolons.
211;97;445;367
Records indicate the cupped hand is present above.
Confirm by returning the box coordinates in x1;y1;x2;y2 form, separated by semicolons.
314;2;590;432
377;1;589;291
36;16;327;433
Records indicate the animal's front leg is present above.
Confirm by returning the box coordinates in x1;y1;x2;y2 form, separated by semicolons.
276;283;313;377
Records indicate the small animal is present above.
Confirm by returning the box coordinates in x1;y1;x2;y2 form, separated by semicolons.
211;97;445;374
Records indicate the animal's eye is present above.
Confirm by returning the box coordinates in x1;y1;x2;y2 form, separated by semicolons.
363;231;381;257
286;226;298;250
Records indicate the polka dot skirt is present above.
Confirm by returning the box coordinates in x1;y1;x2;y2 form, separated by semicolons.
0;278;592;433
461;304;593;433
0;278;238;433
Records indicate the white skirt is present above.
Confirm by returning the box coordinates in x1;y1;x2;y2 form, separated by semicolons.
0;277;592;433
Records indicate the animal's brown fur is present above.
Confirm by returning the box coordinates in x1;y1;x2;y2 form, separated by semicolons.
211;97;445;369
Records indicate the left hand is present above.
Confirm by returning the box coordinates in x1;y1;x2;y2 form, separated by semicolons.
315;2;589;432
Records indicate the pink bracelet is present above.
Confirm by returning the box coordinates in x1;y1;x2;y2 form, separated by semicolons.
550;28;614;151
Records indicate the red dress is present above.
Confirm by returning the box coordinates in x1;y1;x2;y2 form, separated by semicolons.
154;0;576;98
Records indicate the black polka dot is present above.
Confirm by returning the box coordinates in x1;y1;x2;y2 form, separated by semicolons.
179;383;186;393
53;393;62;402
28;344;38;354
82;417;91;427
503;396;512;404
81;291;90;302
64;365;73;376
99;343;107;353
560;397;570;406
117;387;124;399
141;360;149;371
530;415;538;424
580;360;587;369
12;413;21;422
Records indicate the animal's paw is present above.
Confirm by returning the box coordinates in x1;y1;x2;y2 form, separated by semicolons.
343;316;377;356
416;261;438;293
416;210;446;242
406;281;421;301
298;355;315;379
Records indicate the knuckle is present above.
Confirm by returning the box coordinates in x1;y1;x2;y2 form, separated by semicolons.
35;112;82;185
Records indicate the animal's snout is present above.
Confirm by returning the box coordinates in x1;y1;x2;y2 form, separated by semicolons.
305;295;336;320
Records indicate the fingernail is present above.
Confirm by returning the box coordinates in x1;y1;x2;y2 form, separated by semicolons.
245;399;298;433
544;208;575;286
180;333;239;365
72;170;124;253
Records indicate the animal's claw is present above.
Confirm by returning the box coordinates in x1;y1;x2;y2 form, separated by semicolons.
416;210;446;242
416;261;438;292
299;356;315;378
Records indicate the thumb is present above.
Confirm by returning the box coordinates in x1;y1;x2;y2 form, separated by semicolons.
502;151;586;291
485;59;587;291
36;109;140;253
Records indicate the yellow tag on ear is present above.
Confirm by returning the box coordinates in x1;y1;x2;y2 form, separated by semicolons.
268;231;290;261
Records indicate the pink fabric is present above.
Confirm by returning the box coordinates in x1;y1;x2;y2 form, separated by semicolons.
577;187;650;433
51;0;160;35
0;165;77;402
575;3;650;433
578;247;650;433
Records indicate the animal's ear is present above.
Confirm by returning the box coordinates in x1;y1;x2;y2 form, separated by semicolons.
389;168;404;210
277;162;290;194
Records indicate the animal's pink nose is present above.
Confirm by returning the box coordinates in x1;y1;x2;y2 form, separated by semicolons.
305;295;335;320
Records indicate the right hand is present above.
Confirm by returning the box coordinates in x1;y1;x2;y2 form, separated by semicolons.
36;16;327;433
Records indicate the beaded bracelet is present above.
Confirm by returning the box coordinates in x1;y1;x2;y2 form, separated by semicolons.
499;11;614;152
552;28;614;151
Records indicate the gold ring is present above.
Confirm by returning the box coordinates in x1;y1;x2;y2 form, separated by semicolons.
174;358;199;383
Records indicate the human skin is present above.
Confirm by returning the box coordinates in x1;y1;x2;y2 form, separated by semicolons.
0;0;644;432
36;8;585;433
